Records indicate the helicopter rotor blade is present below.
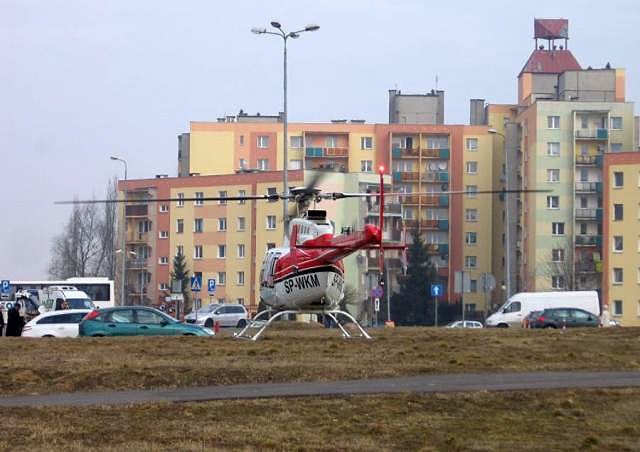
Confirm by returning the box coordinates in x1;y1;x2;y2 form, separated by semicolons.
54;194;279;205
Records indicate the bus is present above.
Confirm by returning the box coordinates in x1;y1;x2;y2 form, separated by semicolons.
6;277;115;309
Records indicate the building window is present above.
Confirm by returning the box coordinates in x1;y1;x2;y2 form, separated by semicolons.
466;185;477;198
552;222;565;236
237;272;245;286
361;136;373;150
217;245;226;259
267;187;278;202
610;116;623;130
159;257;168;265
257;135;269;148
192;192;204;206
239;135;244;146
466;138;478;151
218;218;227;231
466;161;478;174
290;159;302;170
159;283;169;291
614;204;624;221
218;272;226;286
552;248;565;262
465;209;478;222
613;268;624;284
552;276;565;289
266;242;276;250
177;193;185;207
176;245;184;256
237;244;245;258
218;191;227;205
237;217;246;231
611;143;623;153
239;158;247;169
547;116;560;129
176;219;184;234
290;136;303;148
194;218;204;233
238;190;246;205
546;196;560;209
580;116;588;129
326;136;337;147
159;230;168;239
465;232;477;245
613;171;624;188
266;215;276;230
159;204;169;213
547;142;560;156
258;159;269;170
547;169;560;182
613;236;624;252
613;300;623;316
194;245;203;260
237;298;245;305
361;160;373;172
465;256;477;269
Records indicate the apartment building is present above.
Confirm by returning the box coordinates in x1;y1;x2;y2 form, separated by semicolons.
602;152;640;326
483;19;637;317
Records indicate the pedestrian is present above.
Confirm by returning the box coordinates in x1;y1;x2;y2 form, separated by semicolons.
600;304;611;328
6;302;25;337
0;304;4;336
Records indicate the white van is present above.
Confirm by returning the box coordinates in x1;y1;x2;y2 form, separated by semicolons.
38;286;96;313
486;291;600;328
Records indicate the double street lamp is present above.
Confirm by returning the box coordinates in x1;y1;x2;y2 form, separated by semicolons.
251;21;319;239
110;155;128;306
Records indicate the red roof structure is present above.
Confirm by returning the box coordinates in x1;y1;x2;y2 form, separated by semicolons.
521;49;581;74
534;19;569;39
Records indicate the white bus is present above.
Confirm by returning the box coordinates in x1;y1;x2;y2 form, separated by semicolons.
7;277;115;309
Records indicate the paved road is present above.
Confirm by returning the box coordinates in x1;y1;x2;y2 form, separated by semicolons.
1;371;639;407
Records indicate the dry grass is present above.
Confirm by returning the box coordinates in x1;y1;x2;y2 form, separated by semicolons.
0;326;639;396
1;389;639;451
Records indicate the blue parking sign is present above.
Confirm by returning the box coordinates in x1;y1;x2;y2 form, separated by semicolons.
430;284;444;297
1;280;10;294
207;278;216;294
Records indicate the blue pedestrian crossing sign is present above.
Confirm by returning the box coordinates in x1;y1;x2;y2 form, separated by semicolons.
191;275;202;292
207;278;216;294
430;284;444;297
1;280;10;294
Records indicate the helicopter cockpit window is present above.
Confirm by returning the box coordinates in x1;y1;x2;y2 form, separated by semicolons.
266;253;280;288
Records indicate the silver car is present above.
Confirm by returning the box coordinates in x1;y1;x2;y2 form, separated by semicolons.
445;320;484;329
185;304;248;328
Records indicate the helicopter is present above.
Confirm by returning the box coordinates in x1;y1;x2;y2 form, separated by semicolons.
57;166;548;340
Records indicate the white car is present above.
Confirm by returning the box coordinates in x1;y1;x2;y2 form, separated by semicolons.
445;320;484;329
22;309;91;337
185;304;249;328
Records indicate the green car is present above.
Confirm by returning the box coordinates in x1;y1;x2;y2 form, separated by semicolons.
79;306;215;337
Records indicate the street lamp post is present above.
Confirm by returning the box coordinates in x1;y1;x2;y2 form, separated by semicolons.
110;156;128;306
488;129;512;300
251;21;319;240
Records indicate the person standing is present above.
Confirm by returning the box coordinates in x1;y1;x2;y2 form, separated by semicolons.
0;304;5;336
600;304;612;328
6;302;25;336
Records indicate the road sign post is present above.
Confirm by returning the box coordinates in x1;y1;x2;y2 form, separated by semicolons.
431;284;444;327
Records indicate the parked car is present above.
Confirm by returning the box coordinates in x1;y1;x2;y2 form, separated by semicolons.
185;303;248;328
79;306;214;337
529;308;599;329
445;320;483;329
22;309;91;338
522;310;543;328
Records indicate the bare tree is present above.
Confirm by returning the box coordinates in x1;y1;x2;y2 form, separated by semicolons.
535;239;575;291
48;178;118;279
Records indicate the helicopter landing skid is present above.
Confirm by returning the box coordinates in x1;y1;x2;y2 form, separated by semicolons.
233;309;373;341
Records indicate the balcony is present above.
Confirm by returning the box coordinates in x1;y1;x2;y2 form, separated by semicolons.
417;219;449;231
575;128;608;140
127;231;150;243
575;155;596;165
305;147;349;158
575;208;603;220
127;258;148;270
421;172;449;183
400;172;420;182
575;235;602;247
422;148;450;159
125;205;149;217
426;243;448;255
367;203;402;215
575;181;602;193
575;261;597;273
392;147;419;158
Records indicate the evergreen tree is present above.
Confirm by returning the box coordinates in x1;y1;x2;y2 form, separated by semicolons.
170;253;192;315
390;229;438;325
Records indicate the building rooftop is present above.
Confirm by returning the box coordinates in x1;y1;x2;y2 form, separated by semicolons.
521;49;581;75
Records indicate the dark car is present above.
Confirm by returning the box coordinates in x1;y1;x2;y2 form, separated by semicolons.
530;308;599;329
79;306;215;337
523;310;543;328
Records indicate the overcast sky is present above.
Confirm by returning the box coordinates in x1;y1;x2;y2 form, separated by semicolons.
1;0;639;279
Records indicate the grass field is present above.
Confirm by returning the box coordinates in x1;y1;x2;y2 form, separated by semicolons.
1;389;639;451
1;325;639;396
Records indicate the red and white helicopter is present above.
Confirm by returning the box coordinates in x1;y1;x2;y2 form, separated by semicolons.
58;166;547;340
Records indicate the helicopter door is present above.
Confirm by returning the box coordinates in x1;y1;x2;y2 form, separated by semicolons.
263;252;281;288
